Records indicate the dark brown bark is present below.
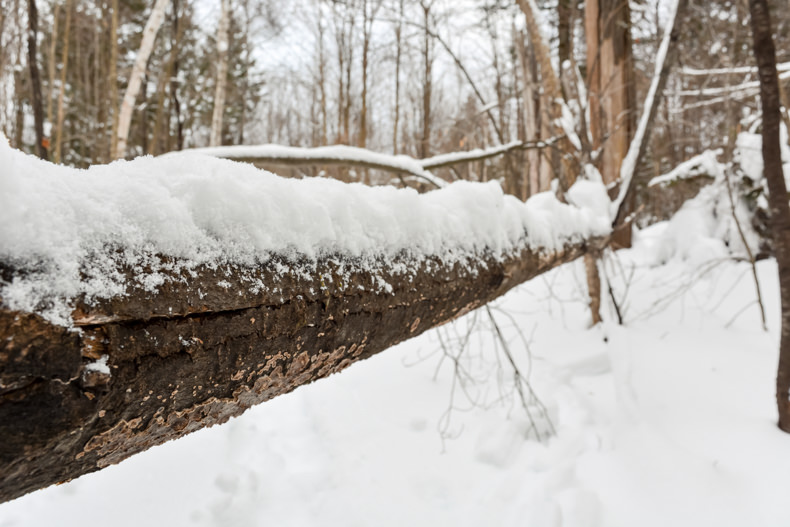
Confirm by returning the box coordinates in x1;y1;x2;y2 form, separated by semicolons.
0;235;607;503
420;1;432;159
26;0;47;160
748;0;790;432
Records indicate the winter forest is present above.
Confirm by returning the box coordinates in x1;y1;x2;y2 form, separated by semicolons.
1;0;790;524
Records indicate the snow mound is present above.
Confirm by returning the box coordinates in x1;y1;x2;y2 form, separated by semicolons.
0;137;610;325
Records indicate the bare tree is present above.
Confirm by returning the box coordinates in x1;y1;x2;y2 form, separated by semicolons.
747;0;790;432
53;0;72;164
115;0;169;159
209;0;230;147
26;0;47;159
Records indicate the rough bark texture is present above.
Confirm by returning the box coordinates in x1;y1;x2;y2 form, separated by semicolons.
0;236;606;503
748;0;790;432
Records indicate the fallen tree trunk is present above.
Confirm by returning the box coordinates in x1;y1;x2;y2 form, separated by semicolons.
0;235;606;503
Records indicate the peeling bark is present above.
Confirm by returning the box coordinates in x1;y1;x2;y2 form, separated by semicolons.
0;236;606;503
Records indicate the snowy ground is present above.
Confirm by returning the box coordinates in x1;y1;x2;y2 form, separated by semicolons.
2;223;789;527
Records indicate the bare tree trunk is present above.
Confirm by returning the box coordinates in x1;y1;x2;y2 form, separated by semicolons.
169;0;183;151
747;0;790;433
611;0;687;226
420;0;432;159
516;0;577;192
392;0;403;154
209;0;230;147
584;252;602;324
116;0;169;159
26;0;47;159
515;28;543;195
558;0;573;85
585;0;635;185
108;0;119;158
53;0;72;164
45;1;60;130
316;8;328;146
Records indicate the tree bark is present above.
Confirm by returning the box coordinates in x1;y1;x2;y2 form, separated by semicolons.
109;0;119;158
209;0;230;147
420;0;432;159
747;0;790;432
26;0;47;159
611;0;687;226
53;0;72;164
115;0;169;159
585;0;635;185
0;231;608;503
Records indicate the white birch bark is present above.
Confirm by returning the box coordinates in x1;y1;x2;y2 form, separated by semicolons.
115;0;169;159
209;0;230;147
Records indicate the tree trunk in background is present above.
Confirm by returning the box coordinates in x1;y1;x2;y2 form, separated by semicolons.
420;1;432;159
109;0;119;158
558;0;572;85
747;0;790;432
26;0;47;159
45;1;60;130
515;28;544;195
209;0;230;147
169;0;183;150
585;0;634;185
116;0;169;159
516;0;577;193
53;0;72;164
392;0;403;154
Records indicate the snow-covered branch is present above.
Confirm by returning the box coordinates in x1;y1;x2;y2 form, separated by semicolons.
186;140;562;189
674;70;790;97
679;62;790;76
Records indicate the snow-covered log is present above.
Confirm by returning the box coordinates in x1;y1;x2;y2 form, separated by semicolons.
0;139;610;502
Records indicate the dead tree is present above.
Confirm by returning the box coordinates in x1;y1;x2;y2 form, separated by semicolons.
0;205;607;503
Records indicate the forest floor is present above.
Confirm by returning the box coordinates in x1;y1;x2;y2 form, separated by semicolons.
1;221;789;527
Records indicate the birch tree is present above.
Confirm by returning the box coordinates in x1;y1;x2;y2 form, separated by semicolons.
209;0;230;147
115;0;169;159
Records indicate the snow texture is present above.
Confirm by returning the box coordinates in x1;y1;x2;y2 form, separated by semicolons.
0;136;610;326
84;354;110;375
648;150;722;187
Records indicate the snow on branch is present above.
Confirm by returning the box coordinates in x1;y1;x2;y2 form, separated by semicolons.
679;62;790;76
674;70;790;97
186;140;561;189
